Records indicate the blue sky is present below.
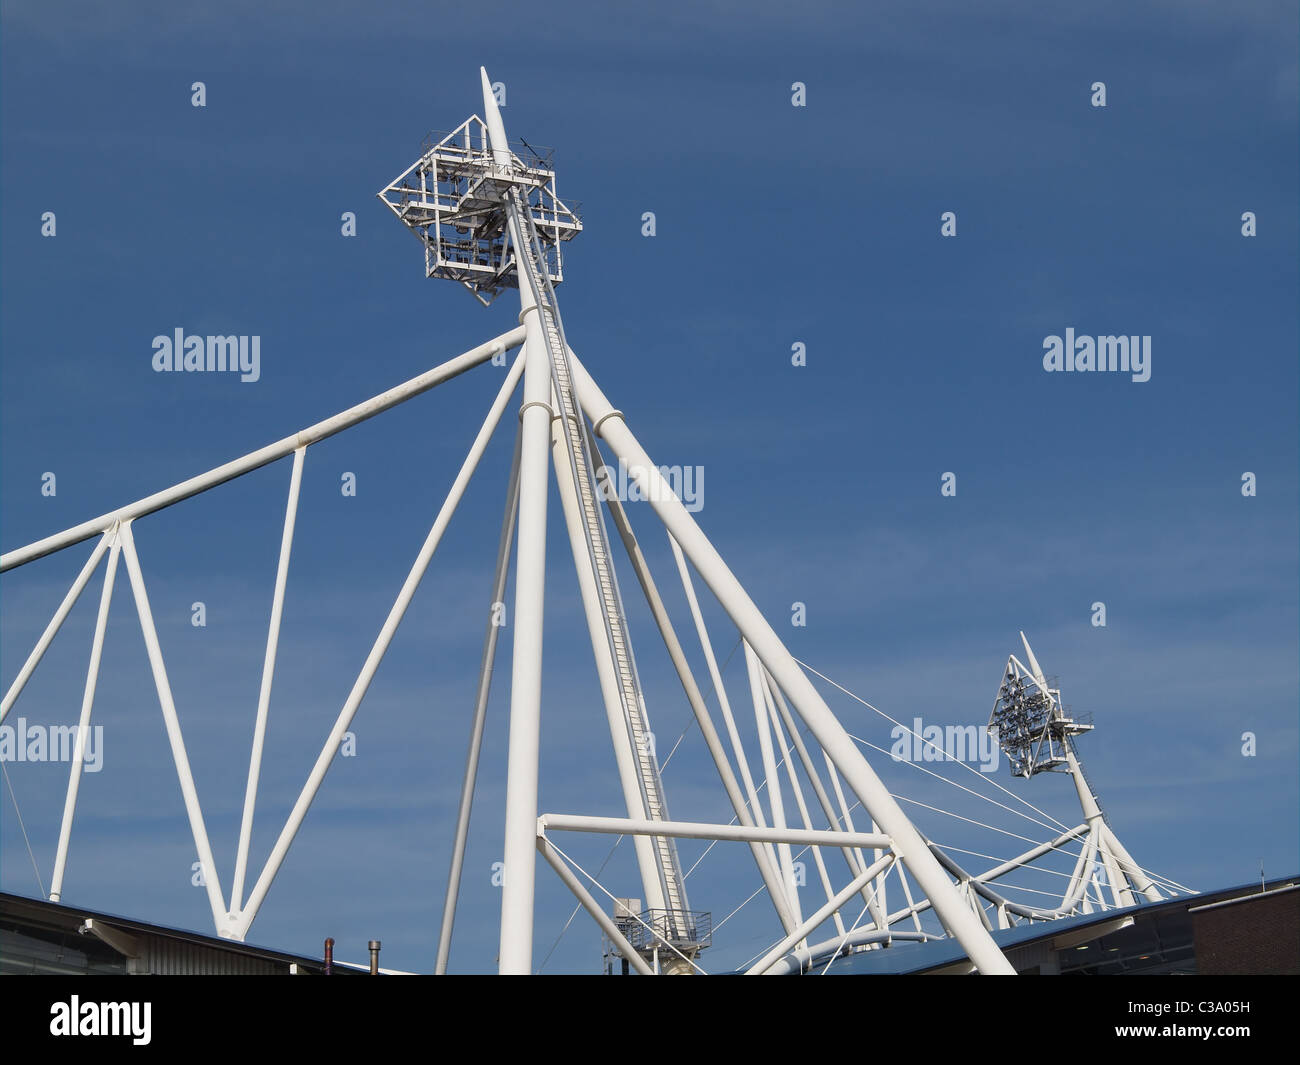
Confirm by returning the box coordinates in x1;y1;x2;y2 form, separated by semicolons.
2;0;1296;974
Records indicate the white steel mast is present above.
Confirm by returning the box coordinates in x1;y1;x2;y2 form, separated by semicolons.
474;70;690;969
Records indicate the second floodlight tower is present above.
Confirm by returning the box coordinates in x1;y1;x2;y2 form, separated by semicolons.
988;632;1162;908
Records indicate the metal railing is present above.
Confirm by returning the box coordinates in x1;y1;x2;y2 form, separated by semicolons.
621;909;713;954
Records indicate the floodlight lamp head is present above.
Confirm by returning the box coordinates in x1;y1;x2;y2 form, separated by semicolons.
376;78;582;307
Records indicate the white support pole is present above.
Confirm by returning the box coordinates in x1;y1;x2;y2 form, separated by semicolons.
1082;871;1099;913
746;854;894;976
763;927;936;975
744;641;801;924
884;825;1089;925
235;352;526;941
48;531;121;903
1100;822;1162;902
970;825;1090;884
1061;826;1099;912
597;468;797;933
1091;823;1136;907
1086;842;1117;911
232;446;306;912
945;826;1099;920
1;536;110;724
765;671;882;924
537;838;654;976
483;64;556;975
435;424;522;975
760;671;831;934
548;397;666;914
823;755;871;889
499;341;551;973
118;521;228;932
1066;748;1133;908
1093;869;1110;910
1055;829;1100;915
971;883;995;930
1;329;525;573
869;814;887;924
669;535;776;870
540;814;891;849
896;860;924;932
569;351;1015;974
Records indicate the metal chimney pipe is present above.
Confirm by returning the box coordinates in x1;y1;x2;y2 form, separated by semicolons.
323;937;334;976
368;940;381;975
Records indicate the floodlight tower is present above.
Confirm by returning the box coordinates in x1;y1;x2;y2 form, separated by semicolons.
988;633;1161;908
376;67;1018;975
380;69;697;972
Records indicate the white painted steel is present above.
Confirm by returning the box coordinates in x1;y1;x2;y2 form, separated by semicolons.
764;928;936;976
761;671;841;937
897;862;924;932
48;532;121;903
823;754;882;919
883;826;1088;925
436;425;522;974
539;814;891;849
486;64;555;974
745;643;800;922
490;63;691;962
669;536;777;873
1102;823;1162;902
1;536;111;723
747;854;894;976
549;400;667;913
232;446;305;913
537;838;654;976
764;677;882;925
522;224;690;924
600;480;797;933
567;350;1016;974
1016;632;1156;908
1;329;525;573
743;643;787;844
118;521;228;931
234;351;526;941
